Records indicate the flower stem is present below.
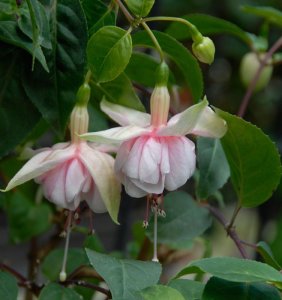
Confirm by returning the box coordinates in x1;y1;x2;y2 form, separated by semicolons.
141;21;164;62
60;213;72;282
143;16;203;43
152;208;159;262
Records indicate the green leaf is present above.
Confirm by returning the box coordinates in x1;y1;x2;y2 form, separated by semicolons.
196;137;230;199
168;279;205;300
0;47;41;158
82;0;116;36
91;72;145;111
166;14;251;44
85;249;162;299
146;191;212;249
257;241;281;270
87;26;132;83
22;0;88;133
138;285;185;300
39;283;82;300
0;271;18;300
132;30;203;102
177;257;282;285
125;52;175;87
5;192;52;243
241;6;282;28
217;110;282;207
42;248;89;281
0;21;48;71
88;104;109;131
124;0;155;17
202;277;281;300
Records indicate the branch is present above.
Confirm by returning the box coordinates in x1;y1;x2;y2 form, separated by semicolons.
203;204;249;259
63;280;111;297
237;36;282;118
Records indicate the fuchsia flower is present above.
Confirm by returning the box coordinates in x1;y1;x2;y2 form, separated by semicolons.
1;84;120;223
81;75;227;198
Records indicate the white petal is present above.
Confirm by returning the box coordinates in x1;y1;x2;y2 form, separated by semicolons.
190;106;227;138
114;139;136;174
3;145;75;192
80;126;151;144
165;137;196;190
88;142;119;153
85;185;107;213
79;144;121;224
123;177;148;198
158;99;208;136
65;159;86;205
101;99;151;127
139;137;162;184
160;138;170;174
131;175;165;195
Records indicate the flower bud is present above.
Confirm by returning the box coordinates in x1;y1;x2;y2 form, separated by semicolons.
76;83;91;106
192;36;215;65
240;52;273;92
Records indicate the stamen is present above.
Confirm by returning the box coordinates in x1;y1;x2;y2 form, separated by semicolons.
59;212;72;282
88;209;95;235
143;195;151;228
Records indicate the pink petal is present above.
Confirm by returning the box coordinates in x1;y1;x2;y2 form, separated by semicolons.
85;184;107;213
164;137;196;190
101;99;151;127
114;138;136;175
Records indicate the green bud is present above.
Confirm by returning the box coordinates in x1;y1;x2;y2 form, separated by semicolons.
155;61;169;86
76;83;91;106
240;52;273;92
192;36;215;65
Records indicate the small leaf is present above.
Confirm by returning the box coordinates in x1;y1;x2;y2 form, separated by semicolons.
39;283;82;300
0;271;18;300
87;26;132;83
86;249;162;299
177;257;282;285
168;279;205;300
6;192;52;243
241;5;282;28
132;31;203;102
196;137;230;199
41;248;88;281
91;72;145;112
146;191;212;249
124;0;155;17
139;285;185;300
257;241;281;270
166;14;251;44
202;277;281;300
217;110;282;207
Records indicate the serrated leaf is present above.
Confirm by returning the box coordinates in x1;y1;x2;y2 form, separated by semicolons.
39;283;82;300
241;5;282;28
168;279;204;300
202;277;281;300
5;192;52;243
41;248;89;281
132;30;203;102
139;285;185;300
85;249;162;299
196;137;230;199
146;191;212;249
124;0;154;17
166;14;251;44
87;26;132;83
22;0;88;133
257;241;281;270
0;271;18;300
177;257;282;285
91;72;145;111
217;110;282;207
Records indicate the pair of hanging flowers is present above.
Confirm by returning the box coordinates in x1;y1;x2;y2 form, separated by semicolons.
1;62;227;223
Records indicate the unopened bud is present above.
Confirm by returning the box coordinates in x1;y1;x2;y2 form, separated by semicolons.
240;52;273;92
76;83;91;106
192;37;215;65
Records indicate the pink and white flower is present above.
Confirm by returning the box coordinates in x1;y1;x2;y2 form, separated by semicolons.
2;100;121;223
81;89;227;198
